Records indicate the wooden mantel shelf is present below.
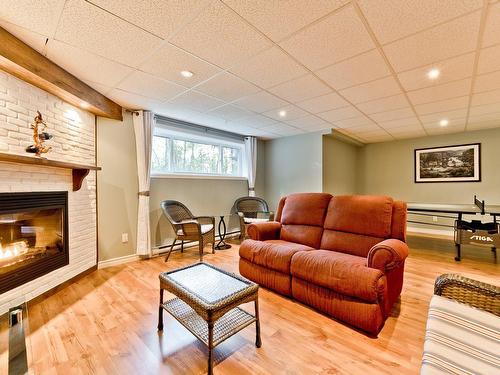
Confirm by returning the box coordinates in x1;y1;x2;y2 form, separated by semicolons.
0;152;101;191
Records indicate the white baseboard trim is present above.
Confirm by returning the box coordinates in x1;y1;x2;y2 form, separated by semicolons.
152;231;241;256
407;226;454;238
98;254;140;269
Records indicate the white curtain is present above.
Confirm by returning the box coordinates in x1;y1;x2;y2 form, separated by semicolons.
133;110;155;257
244;136;257;197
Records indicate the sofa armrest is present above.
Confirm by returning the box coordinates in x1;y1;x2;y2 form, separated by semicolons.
247;221;281;241
368;239;409;272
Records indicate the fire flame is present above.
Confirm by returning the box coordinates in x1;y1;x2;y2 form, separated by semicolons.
0;241;29;260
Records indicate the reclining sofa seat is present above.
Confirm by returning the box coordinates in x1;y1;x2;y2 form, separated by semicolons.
239;192;409;335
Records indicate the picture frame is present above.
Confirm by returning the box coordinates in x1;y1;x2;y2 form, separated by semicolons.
414;143;481;183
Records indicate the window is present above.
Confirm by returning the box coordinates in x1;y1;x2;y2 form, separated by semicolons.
151;130;244;177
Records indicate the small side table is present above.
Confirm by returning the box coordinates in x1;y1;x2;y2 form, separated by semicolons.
215;215;231;250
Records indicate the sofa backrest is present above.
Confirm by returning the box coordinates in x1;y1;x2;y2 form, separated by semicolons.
320;195;407;257
277;193;332;248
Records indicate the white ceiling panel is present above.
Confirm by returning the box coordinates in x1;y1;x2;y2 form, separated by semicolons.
232;91;289;113
357;0;483;44
286;115;331;131
88;0;209;39
477;44;500;75
482;2;500;47
167;90;225;112
317;106;363;122
83;80;112;96
139;43;221;88
55;0;162;67
470;89;500;106
387;127;427;139
383;11;481;72
195;72;260;102
266;122;304;136
223;0;348;42
316;49;390;90
334;116;376;129
377;117;421;129
229;47;308;89
0;0;65;36
107;88;164;110
356;94;410;114
47;40;134;87
369;107;416;122
262;105;308;121
468;103;500;117
279;4;374;70
170;1;271;69
233;114;277;129
296;92;349;114
208;104;253;121
418;109;469;124
397;53;475;91
0;21;49;54
474;70;500;93
117;71;186;101
339;76;401;104
414;96;470;115
407;78;472;105
268;74;331;103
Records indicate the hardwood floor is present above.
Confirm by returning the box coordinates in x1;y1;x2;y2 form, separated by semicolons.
10;237;500;374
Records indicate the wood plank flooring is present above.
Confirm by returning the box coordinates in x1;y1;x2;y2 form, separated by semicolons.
11;237;500;374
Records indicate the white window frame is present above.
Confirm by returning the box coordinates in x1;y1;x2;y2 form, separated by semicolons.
151;127;246;180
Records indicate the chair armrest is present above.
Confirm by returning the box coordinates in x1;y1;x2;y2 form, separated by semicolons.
367;239;409;272
247;221;281;241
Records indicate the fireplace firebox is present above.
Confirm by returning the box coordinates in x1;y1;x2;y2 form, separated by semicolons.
0;191;68;294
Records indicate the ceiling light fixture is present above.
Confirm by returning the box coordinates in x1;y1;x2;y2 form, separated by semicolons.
180;70;194;78
278;110;287;118
439;119;449;127
427;68;440;80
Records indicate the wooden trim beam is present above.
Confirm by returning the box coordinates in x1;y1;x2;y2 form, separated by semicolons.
0;27;122;121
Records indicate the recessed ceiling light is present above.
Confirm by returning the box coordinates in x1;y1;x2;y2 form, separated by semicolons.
439;119;449;127
180;70;194;78
278;110;287;118
427;68;440;80
80;101;89;109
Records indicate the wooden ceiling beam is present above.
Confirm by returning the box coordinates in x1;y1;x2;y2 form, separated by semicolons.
0;27;122;121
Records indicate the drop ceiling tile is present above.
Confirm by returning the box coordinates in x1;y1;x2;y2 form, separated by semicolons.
356;94;409;114
414;96;470;115
232;91;288;113
229;47;308;89
383;11;481;72
425;123;466;135
286;115;331;131
317;106;363;122
482;2;500;47
369;107;416;122
423;118;467;129
0;0;66;36
268;74;331;103
170;1;271;69
223;0;348;42
477;45;500;75
88;0;209;39
233;114;277;129
357;0;482;44
353;128;391;138
279;5;374;70
167;91;225;112
208;104;253;121
467;114;500;130
55;0;163;67
397;53;475;91
387;126;427;138
195;72;260;102
0;21;49;53
266;122;304;136
334;116;376;129
418;109;469;124
471;89;500;106
378;117;421;129
139;43;221;88
295;92;349;113
107;88;164;110
474;70;500;93
469;103;500;116
83;80;112;95
407;78;472;105
47;40;133;87
117;71;186;101
339;76;401;104
262;105;308;121
358;134;394;143
316;49;391;90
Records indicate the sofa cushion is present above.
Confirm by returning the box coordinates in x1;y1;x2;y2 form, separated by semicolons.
320;230;383;257
323;195;394;238
290;250;385;302
239;239;314;274
279;193;332;248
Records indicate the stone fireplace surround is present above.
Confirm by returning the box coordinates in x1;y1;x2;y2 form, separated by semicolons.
0;71;97;314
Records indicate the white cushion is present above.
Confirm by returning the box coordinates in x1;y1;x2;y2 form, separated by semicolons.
176;224;213;236
243;217;270;224
421;295;500;375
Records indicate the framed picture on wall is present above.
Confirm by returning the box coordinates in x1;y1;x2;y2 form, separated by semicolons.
414;143;481;183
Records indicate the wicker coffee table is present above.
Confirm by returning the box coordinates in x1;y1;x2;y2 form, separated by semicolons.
158;263;261;375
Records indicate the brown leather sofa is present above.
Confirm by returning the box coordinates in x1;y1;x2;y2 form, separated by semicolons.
239;193;409;335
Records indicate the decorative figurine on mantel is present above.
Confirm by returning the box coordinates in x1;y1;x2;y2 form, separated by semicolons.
25;111;53;157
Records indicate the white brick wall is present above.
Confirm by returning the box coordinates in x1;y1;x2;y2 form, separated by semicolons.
0;71;97;314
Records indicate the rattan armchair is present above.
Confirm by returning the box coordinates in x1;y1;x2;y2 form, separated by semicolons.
160;200;215;262
234;197;274;240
